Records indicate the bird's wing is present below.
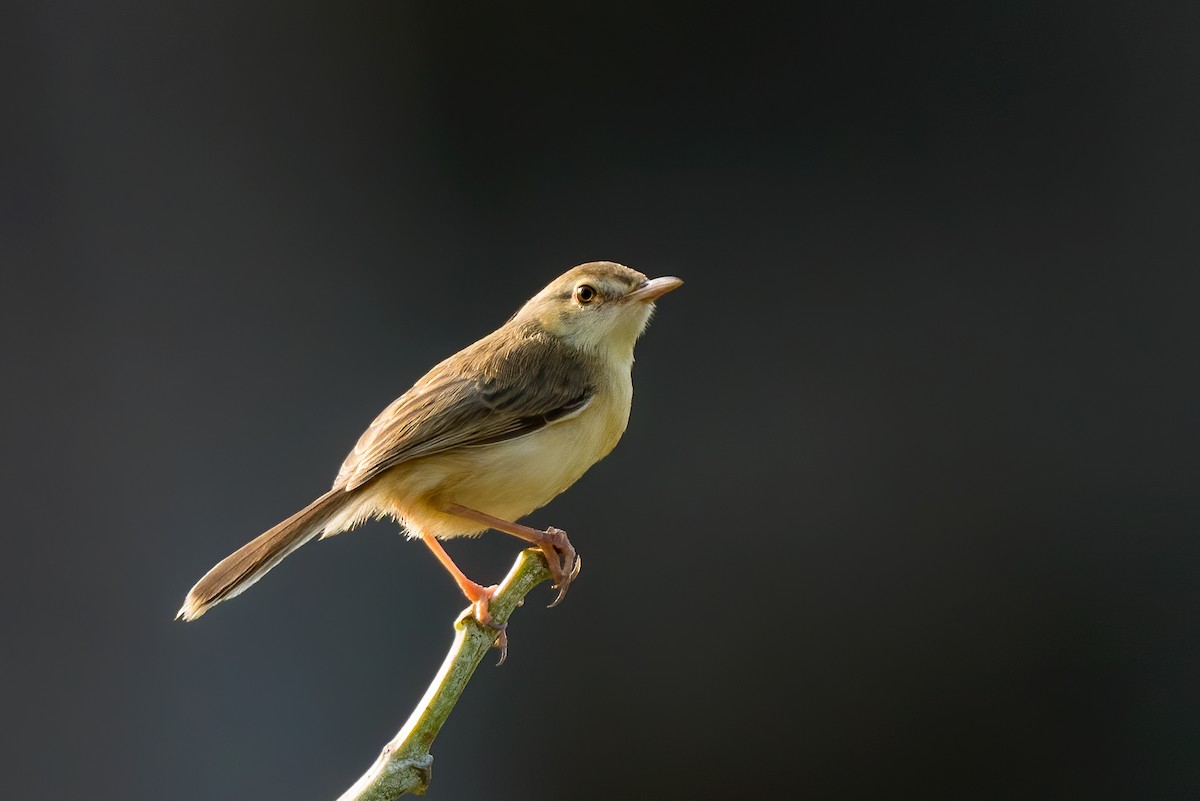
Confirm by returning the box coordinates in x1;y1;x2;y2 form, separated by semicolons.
336;331;595;491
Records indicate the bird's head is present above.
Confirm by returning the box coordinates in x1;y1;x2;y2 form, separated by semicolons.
517;261;683;354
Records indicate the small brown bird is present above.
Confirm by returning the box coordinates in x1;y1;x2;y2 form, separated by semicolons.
177;261;681;640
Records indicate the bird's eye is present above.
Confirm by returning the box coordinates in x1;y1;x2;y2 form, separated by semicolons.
574;284;597;304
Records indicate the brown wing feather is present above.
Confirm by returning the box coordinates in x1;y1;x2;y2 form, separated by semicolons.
336;325;596;491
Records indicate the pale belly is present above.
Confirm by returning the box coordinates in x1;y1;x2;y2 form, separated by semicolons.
343;377;633;540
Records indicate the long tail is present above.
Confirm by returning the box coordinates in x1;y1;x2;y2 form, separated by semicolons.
176;488;352;621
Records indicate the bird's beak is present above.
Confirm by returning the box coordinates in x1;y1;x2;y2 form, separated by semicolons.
625;276;683;303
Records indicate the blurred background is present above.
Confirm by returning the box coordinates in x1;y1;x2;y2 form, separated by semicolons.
3;2;1198;799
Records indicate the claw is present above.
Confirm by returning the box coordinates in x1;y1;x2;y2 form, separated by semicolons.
474;610;509;666
544;524;581;609
536;527;575;605
460;585;510;666
547;553;582;608
493;627;509;666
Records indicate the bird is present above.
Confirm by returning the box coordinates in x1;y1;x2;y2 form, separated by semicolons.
176;261;682;649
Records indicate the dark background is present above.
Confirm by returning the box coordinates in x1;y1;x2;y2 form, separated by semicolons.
3;2;1198;799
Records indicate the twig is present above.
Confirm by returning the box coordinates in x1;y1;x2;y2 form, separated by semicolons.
336;548;553;799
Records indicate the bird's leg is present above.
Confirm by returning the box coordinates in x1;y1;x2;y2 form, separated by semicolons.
440;503;582;607
420;535;508;662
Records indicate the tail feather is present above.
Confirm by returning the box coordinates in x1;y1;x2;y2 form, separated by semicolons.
176;488;351;621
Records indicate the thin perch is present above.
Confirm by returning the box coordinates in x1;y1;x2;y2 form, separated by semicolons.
336;548;554;800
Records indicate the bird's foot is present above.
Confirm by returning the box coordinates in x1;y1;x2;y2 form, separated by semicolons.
464;585;509;665
539;527;582;608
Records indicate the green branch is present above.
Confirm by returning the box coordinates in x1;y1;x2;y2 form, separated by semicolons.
335;548;554;800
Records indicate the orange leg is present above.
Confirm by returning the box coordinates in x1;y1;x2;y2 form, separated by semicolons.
440;503;582;607
420;535;509;662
